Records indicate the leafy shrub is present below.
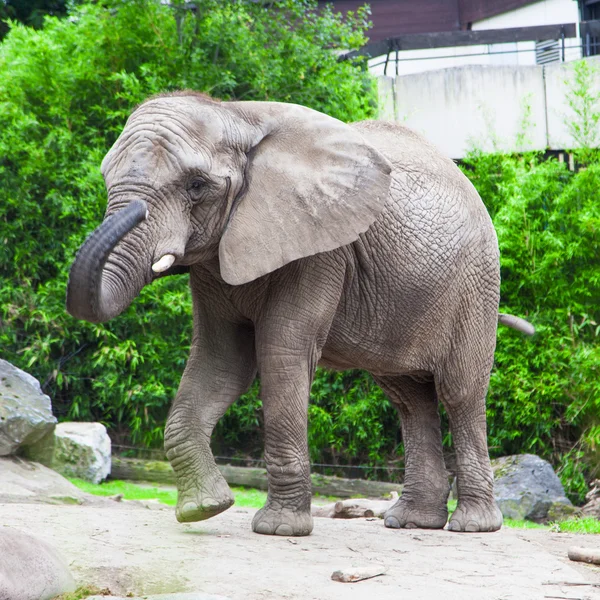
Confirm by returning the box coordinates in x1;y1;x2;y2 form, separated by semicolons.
461;149;599;502
2;1;598;502
0;0;376;447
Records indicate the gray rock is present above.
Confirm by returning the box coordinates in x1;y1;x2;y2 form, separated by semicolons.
0;527;76;600
54;422;112;483
0;455;89;505
492;454;572;521
0;359;57;456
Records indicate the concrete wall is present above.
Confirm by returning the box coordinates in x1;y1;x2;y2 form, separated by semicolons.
381;57;600;158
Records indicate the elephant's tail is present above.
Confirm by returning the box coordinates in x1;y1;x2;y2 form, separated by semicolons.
498;313;535;336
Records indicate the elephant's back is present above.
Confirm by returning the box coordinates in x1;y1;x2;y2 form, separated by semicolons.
353;121;490;223
322;121;500;373
352;120;498;264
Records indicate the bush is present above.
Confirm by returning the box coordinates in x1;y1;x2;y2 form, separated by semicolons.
2;2;597;502
0;0;376;447
461;149;599;502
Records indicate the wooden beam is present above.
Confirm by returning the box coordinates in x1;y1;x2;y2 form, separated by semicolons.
342;21;587;60
110;456;403;499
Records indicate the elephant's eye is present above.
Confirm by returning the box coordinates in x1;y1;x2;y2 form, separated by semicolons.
188;178;205;203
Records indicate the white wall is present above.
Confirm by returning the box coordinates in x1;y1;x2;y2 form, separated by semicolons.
383;57;600;159
393;65;548;157
368;0;581;78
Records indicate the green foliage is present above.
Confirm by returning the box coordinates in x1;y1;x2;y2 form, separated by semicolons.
0;0;70;39
308;370;399;477
0;0;376;446
564;58;600;158
2;0;598;504
461;148;600;503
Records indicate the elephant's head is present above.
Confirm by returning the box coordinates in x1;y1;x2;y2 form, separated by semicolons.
66;92;392;323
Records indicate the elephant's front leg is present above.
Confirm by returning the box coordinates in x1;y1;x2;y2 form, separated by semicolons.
164;317;256;524
251;350;317;537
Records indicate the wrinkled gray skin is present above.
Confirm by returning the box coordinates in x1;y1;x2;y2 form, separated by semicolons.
67;92;529;536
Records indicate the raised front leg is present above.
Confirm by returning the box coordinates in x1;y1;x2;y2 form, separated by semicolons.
164;296;256;523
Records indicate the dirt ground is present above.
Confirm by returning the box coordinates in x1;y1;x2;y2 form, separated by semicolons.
2;499;600;600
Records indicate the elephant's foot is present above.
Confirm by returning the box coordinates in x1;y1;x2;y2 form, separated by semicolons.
384;496;448;530
252;502;313;536
447;499;503;532
175;470;234;523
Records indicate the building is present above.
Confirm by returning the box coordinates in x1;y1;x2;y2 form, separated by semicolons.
327;0;600;158
329;0;597;76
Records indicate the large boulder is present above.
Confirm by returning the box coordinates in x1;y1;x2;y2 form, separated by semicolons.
492;454;572;521
29;422;112;484
0;455;91;505
0;527;76;600
0;359;56;456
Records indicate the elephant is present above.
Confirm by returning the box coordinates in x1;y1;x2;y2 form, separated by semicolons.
66;91;533;537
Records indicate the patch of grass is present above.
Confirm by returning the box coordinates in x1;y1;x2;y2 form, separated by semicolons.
230;487;267;509
504;518;546;529
68;478;267;509
69;478;178;506
550;517;600;534
53;586;111;600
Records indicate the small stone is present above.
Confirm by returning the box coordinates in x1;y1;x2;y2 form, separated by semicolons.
331;565;387;583
581;479;600;518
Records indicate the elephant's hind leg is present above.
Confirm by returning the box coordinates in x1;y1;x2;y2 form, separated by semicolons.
375;375;450;530
436;373;503;532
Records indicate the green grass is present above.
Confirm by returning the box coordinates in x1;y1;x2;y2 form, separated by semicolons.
70;480;598;532
68;478;267;508
53;586;109;600
551;517;600;534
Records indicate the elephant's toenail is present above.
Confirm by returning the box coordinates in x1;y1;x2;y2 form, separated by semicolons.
465;521;479;532
447;519;462;532
253;522;272;535
384;516;401;529
274;524;294;536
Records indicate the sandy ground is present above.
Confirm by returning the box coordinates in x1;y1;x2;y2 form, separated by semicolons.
1;500;600;600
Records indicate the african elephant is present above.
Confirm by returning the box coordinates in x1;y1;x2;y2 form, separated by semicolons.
66;92;533;536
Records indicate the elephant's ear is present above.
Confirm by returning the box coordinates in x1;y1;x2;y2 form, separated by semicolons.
218;102;392;285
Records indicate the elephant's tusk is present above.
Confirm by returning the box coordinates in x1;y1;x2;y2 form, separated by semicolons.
152;254;176;273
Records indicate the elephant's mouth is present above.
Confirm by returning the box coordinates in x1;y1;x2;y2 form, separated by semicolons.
151;263;190;279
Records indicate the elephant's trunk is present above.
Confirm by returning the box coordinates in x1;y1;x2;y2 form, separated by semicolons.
66;200;148;323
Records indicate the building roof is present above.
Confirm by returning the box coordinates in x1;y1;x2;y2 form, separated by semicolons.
320;0;541;41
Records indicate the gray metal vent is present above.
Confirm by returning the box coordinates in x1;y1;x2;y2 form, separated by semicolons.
535;39;561;64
